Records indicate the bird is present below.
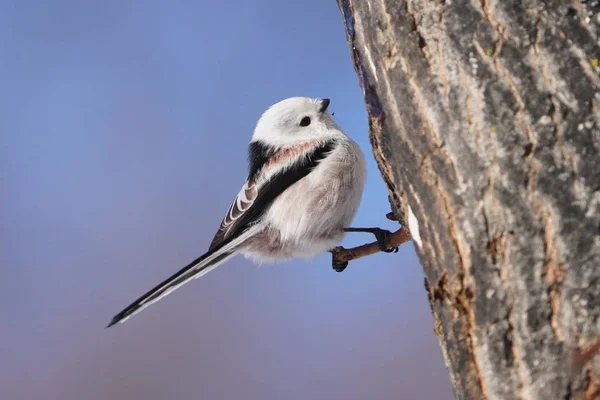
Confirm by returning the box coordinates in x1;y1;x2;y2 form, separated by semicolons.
107;97;373;328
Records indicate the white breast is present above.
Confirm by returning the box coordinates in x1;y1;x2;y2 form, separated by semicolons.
254;138;366;260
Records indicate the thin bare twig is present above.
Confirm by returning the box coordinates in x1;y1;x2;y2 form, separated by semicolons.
386;211;398;221
333;225;412;266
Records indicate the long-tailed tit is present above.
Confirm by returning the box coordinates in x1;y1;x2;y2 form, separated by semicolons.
108;97;368;327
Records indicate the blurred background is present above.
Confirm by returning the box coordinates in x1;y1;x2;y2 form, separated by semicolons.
0;1;453;399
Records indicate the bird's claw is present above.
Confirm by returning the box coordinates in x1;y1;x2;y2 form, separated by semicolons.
330;246;348;272
372;228;398;253
333;261;348;272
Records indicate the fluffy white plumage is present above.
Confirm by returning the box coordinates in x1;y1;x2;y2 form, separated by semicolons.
242;97;366;260
108;97;366;327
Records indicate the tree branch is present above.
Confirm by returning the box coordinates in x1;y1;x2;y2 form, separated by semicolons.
332;225;412;266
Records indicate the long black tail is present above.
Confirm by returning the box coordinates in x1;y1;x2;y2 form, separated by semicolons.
107;249;235;328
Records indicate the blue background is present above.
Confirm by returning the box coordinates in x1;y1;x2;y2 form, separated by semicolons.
1;1;453;398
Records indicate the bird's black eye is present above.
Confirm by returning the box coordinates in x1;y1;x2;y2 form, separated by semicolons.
299;116;311;127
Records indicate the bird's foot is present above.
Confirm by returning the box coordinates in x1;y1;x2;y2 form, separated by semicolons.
330;246;349;272
371;228;399;253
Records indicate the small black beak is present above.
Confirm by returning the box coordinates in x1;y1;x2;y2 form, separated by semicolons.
319;98;331;113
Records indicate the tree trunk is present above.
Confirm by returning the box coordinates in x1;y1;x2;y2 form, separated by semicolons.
337;0;600;398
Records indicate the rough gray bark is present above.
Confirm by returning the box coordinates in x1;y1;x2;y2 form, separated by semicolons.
337;1;600;399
